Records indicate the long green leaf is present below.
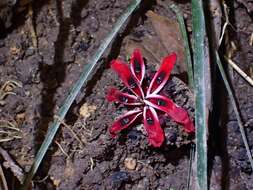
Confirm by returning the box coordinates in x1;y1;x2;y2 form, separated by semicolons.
215;51;253;170
170;4;194;89
192;0;209;189
20;0;141;189
169;4;195;189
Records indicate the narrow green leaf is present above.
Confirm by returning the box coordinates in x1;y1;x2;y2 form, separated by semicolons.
192;0;209;189
215;51;253;170
170;4;194;89
169;5;195;189
20;0;141;189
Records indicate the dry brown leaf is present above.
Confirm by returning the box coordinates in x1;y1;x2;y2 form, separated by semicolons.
146;11;186;73
125;36;166;70
124;11;186;75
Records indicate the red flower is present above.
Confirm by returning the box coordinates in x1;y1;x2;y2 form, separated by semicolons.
107;49;194;147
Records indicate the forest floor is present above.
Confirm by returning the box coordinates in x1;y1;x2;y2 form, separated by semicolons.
0;0;252;189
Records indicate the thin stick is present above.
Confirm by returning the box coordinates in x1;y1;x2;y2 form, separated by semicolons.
0;147;24;183
224;57;253;86
219;2;229;46
54;141;69;158
90;157;95;171
20;1;141;189
0;164;8;190
215;51;253;170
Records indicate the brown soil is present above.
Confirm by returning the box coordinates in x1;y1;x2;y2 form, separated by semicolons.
0;0;252;189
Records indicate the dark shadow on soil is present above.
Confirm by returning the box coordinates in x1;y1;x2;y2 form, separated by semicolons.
34;0;89;188
156;144;193;165
0;0;51;38
217;1;240;189
203;1;230;189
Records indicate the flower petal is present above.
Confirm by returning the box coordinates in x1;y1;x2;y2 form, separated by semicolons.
106;87;142;106
130;49;145;84
143;106;164;147
111;60;144;98
147;53;177;95
109;109;142;137
145;94;195;133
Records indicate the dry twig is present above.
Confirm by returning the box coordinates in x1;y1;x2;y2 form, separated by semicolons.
54;140;69;158
90;157;94;171
54;116;85;147
0;163;8;190
224;57;253;86
0;146;25;183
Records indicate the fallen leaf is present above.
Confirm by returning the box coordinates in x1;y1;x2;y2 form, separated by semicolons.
146;11;186;73
125;36;167;70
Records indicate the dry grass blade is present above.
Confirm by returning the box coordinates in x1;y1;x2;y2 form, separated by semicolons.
0;120;22;142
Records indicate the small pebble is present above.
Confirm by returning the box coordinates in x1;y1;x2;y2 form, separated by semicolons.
124;157;137;170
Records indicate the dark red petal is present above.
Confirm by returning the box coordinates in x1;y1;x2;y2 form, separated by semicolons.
145;94;195;133
130;49;145;84
111;60;144;98
147;53;177;95
106;87;142;106
143;106;164;147
109;109;142;137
